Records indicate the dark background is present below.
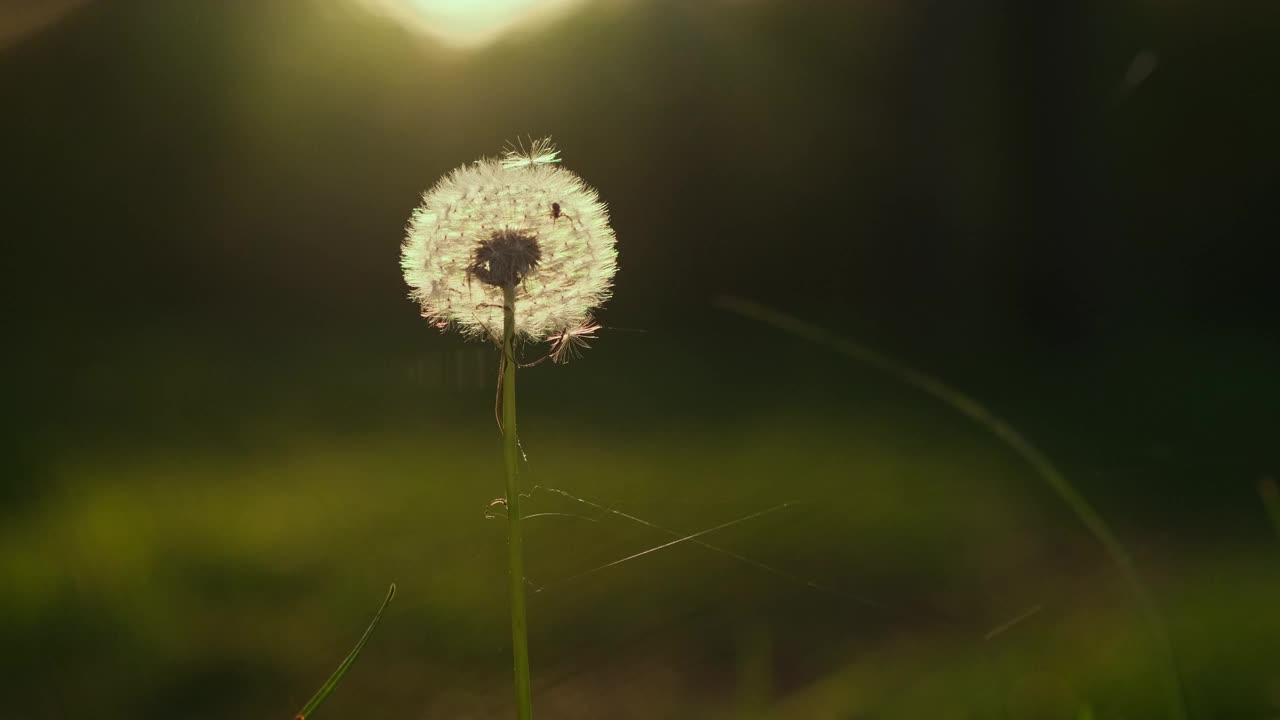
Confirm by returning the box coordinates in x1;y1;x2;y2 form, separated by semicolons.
3;1;1278;718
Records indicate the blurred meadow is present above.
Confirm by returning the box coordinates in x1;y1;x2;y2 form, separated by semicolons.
2;1;1279;718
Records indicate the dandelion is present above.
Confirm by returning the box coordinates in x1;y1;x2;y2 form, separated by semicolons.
401;139;617;720
401;139;617;346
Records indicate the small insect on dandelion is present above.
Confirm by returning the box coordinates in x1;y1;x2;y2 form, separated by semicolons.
550;202;572;224
401;138;617;358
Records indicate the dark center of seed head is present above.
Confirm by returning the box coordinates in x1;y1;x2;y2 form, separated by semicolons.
469;229;542;288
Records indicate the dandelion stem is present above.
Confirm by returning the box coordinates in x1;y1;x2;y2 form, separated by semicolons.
502;285;534;720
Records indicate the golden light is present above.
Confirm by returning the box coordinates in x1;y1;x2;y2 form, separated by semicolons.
0;0;90;50
354;0;589;48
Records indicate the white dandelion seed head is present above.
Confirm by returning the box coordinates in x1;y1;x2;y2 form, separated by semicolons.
401;140;618;342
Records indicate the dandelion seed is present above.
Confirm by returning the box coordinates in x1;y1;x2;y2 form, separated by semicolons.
501;137;562;169
549;322;601;364
402;139;617;350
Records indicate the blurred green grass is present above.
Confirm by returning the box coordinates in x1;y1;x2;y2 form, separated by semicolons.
4;329;1279;718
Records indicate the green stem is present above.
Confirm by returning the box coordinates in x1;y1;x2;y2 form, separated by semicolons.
502;285;534;720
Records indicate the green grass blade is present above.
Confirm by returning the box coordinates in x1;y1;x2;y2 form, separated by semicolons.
295;583;397;720
715;295;1187;720
1260;475;1280;541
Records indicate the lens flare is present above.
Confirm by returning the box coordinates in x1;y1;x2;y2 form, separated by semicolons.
354;0;587;48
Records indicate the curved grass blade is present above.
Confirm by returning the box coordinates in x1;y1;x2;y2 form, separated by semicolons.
295;583;396;720
1260;476;1280;541
715;295;1186;720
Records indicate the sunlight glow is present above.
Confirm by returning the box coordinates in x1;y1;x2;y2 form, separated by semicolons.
355;0;588;48
0;0;90;50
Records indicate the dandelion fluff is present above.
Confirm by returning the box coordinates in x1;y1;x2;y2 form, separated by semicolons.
401;140;617;342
